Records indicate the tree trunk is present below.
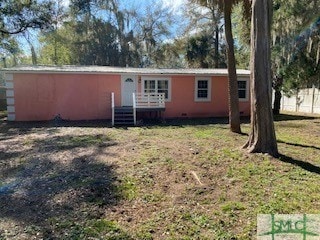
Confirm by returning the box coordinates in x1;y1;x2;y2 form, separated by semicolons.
273;90;281;115
273;75;283;115
31;45;37;65
54;36;58;65
214;24;220;68
2;57;7;68
244;0;278;157
224;0;241;133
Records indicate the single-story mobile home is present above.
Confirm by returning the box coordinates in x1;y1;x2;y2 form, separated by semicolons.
3;66;250;125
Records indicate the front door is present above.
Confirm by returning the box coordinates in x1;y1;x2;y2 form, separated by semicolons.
121;75;137;106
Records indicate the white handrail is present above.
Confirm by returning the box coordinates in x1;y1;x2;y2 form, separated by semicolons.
111;92;115;126
135;93;165;108
132;92;137;126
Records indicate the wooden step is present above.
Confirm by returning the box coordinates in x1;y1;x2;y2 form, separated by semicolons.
114;107;134;125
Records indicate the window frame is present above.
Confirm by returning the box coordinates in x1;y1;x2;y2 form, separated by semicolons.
141;76;172;102
238;79;249;102
194;77;212;102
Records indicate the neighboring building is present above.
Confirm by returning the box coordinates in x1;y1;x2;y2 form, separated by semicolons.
2;65;250;124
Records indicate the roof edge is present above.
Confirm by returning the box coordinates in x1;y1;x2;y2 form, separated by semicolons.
1;65;251;76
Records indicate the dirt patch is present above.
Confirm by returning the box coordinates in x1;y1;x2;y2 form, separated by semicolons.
1;117;320;239
0;124;122;239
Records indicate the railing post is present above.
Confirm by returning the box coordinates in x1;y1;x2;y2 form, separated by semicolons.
111;92;115;126
159;93;164;107
133;92;137;126
311;84;315;114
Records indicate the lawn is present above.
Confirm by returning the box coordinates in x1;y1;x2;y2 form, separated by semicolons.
0;114;319;239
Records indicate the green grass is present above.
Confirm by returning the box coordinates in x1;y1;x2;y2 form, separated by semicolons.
110;116;320;239
50;218;132;240
33;134;114;150
0;114;319;239
116;176;138;201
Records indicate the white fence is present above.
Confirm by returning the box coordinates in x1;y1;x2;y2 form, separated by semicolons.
279;87;320;114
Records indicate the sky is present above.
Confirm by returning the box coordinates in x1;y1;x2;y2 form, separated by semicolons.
160;0;186;12
61;0;186;11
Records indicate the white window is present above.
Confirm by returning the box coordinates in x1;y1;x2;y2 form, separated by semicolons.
195;77;211;102
238;80;249;101
142;77;171;101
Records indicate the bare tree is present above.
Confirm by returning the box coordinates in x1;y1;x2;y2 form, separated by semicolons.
130;1;174;67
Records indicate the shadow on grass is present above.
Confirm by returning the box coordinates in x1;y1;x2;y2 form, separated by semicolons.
1;117;252;134
273;114;318;122
0;134;133;239
278;140;320;151
33;134;117;152
277;154;320;175
120;113;317;127
0;113;318;133
0;119;112;135
140;116;250;127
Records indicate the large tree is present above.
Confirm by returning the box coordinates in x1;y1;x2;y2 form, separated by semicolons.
232;0;320;114
224;0;241;133
244;0;278;156
39;0;68;65
192;0;250;133
44;0;133;66
224;0;251;133
0;0;54;65
271;0;320;114
130;1;175;67
0;0;53;35
185;0;224;68
0;36;20;66
186;34;211;68
153;40;186;68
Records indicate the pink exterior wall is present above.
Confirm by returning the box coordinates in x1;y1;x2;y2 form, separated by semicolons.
11;72;250;121
167;75;228;118
13;73;121;121
138;75;250;118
